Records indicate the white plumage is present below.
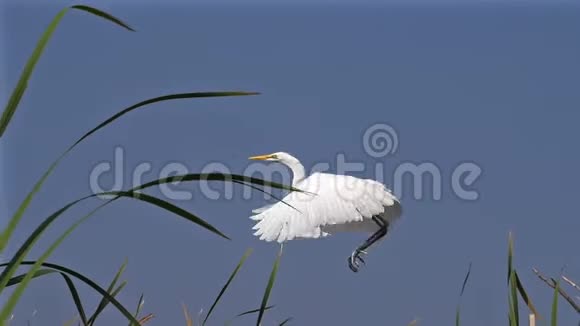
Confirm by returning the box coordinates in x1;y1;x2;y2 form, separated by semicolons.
248;152;402;272
251;172;401;242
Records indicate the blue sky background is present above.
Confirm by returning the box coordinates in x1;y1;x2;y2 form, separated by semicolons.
1;1;580;325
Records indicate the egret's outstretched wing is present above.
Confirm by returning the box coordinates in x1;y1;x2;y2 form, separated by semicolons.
251;203;274;216
250;173;401;243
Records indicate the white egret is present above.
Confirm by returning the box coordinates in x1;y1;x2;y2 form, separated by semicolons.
248;152;402;272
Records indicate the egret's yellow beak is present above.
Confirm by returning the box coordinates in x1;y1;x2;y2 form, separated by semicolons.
249;154;275;161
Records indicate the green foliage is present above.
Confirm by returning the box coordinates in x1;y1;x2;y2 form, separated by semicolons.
508;233;519;326
257;245;283;326
455;262;472;326
1;261;141;325
60;272;89;325
203;249;253;325
455;233;571;326
0;4;292;325
0;5;133;139
129;293;146;326
0;5;135;254
87;259;129;325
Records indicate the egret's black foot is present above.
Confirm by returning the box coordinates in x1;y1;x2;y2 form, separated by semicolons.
347;249;367;273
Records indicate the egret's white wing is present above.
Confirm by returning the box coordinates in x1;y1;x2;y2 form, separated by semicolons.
250;173;401;243
251;203;274;216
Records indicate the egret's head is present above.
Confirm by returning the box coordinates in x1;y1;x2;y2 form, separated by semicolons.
248;152;299;165
249;152;305;184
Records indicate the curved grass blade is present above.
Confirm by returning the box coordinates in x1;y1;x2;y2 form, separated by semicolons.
132;173;300;194
131;174;301;213
233;180;301;213
507;232;519;326
510;261;519;326
0;261;140;326
71;5;135;31
257;246;283;326
0;200;116;323
224;306;275;326
0;2;67;246
0;91;257;255
138;313;154;325
551;278;559;326
116;192;228;240
279;317;293;326
0;195;97;294
88;259;128;325
507;232;514;283
5;269;56;287
455;262;472;326
0;174;287;316
60;272;89;326
0;154;67;253
0;190;229;316
509;264;519;326
0;173;287;297
132;174;302;213
508;292;516;326
0;5;132;139
129;294;145;326
89;281;127;325
0;4;133;138
236;306;275;318
459;262;472;297
515;271;539;318
101;191;228;240
72;92;257;148
203;248;253;325
0;171;294;312
6;269;89;326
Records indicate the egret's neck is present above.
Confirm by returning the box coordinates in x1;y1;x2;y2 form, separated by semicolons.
284;160;306;186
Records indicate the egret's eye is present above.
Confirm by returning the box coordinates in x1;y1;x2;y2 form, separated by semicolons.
271;154;278;159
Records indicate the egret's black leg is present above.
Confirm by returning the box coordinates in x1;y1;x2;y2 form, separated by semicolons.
347;216;389;273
